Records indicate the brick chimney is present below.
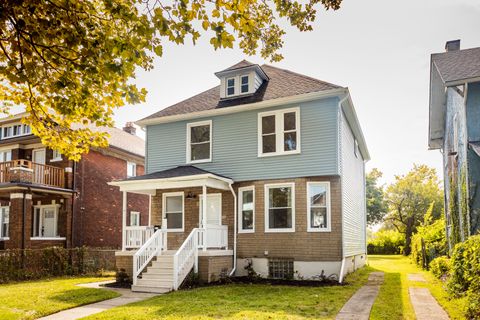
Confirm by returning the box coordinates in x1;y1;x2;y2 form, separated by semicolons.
445;40;461;52
123;122;136;135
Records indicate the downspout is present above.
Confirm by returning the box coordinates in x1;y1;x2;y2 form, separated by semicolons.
228;183;237;276
338;93;349;284
21;191;26;250
70;161;77;247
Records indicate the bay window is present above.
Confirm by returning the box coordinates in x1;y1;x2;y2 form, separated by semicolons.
187;120;212;163
238;186;255;233
163;192;184;231
258;108;300;157
307;182;331;232
265;183;295;232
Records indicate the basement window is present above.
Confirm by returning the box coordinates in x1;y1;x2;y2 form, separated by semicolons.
268;258;294;279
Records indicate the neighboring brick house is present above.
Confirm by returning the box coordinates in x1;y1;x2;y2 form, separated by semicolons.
111;61;369;293
429;40;480;250
0;113;148;250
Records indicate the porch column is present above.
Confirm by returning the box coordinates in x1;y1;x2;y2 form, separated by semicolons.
202;184;207;251
122;191;127;251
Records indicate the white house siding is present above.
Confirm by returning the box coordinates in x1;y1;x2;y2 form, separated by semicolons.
340;111;367;258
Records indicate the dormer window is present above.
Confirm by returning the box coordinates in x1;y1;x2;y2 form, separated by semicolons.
226;78;236;96
241;75;249;93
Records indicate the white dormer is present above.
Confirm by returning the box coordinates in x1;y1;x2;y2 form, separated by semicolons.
215;60;269;99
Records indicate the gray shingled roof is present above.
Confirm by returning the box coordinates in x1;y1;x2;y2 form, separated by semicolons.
141;64;342;120
124;165;231;181
217;60;255;73
432;47;480;85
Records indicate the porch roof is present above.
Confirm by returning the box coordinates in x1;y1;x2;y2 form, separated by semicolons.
108;165;234;195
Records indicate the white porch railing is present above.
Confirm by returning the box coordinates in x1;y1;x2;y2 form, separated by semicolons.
125;226;155;249
173;228;201;290
133;229;166;285
203;225;228;249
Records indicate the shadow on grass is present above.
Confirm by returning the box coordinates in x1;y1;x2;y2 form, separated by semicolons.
49;287;117;305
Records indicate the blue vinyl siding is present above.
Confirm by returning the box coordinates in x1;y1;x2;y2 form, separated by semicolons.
146;97;340;182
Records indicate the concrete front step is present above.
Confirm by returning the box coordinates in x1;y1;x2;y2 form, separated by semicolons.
145;267;174;275
151;261;174;268
142;273;174;281
136;278;173;288
131;285;172;294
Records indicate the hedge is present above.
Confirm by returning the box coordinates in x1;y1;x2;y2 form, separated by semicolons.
367;230;404;254
411;215;446;269
0;247;115;283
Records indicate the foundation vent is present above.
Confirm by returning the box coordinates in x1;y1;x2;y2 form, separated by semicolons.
268;258;294;279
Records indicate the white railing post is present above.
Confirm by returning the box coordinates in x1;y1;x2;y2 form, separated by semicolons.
122;191;127;251
194;231;199;273
202;185;207;252
173;255;179;290
162;218;168;251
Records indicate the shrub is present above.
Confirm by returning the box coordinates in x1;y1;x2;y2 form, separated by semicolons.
448;235;480;319
429;256;451;279
411;208;446;268
367;230;405;254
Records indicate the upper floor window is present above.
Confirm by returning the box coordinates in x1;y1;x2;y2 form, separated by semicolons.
258;108;300;157
241;75;249;93
1;124;31;140
307;182;331;232
127;161;136;178
186;120;212;163
51;150;62;162
0;150;12;162
226;77;236;96
238;186;255;233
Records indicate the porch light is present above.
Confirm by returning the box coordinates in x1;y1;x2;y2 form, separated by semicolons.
186;192;197;200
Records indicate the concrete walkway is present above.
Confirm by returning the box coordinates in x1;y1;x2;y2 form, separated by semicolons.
336;272;384;320
409;287;450;320
39;281;158;320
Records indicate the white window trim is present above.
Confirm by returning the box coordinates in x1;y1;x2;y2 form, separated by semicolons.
226;77;236;97
162;192;185;232
1;123;31;140
186;120;212;164
130;211;140;226
238;186;255;233
127;161;137;178
32;204;61;238
307;181;331;232
240;75;250;94
257;107;301;157
51;150;62;162
0;206;9;239
264;182;295;233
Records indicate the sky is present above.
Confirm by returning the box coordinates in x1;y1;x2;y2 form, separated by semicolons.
112;0;480;185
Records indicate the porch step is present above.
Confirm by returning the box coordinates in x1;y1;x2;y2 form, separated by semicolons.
131;285;172;294
141;273;174;281
136;278;173;288
145;268;174;276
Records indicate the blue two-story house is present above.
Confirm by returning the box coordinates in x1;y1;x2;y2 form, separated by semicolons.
111;61;370;293
429;40;480;251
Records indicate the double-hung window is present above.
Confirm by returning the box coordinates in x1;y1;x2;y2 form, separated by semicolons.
52;150;62;162
0;150;11;162
163;192;184;232
238;186;255;233
226;77;236;96
1;124;31;140
0;207;9;239
258;108;300;157
130;211;140;226
240;75;249;93
127;161;136;178
265;183;295;232
32;205;59;238
307;182;331;232
187;120;212;163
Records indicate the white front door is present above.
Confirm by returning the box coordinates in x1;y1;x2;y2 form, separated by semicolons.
199;194;222;227
41;208;56;237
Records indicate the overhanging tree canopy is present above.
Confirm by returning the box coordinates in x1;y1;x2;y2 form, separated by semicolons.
0;0;342;160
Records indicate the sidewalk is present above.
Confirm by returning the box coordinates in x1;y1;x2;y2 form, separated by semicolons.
39;281;158;320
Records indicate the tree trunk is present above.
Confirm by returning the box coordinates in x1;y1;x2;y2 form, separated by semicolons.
404;216;415;256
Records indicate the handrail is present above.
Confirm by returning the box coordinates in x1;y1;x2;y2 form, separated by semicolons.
133;229;166;285
173;228;204;290
0;159;65;188
125;226;154;249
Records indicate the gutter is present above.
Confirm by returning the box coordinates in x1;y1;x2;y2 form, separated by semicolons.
228;183;238;276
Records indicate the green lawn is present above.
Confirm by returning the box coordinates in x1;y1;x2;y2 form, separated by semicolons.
0;277;119;320
84;267;373;320
368;255;466;320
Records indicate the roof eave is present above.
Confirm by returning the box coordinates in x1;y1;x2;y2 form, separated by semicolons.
136;87;347;128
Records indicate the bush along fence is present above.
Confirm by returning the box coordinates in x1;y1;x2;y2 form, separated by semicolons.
0;247;116;283
367;230;405;254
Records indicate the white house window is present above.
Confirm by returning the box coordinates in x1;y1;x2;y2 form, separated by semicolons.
187;120;212;163
265;183;295;232
241;75;249;93
239;186;255;233
1;123;31;140
163;193;184;231
226;77;236;96
307;182;331;232
127;161;136;177
0;150;12;162
51;150;62;161
0;207;9;239
32;205;59;238
130;211;140;226
258;108;300;157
